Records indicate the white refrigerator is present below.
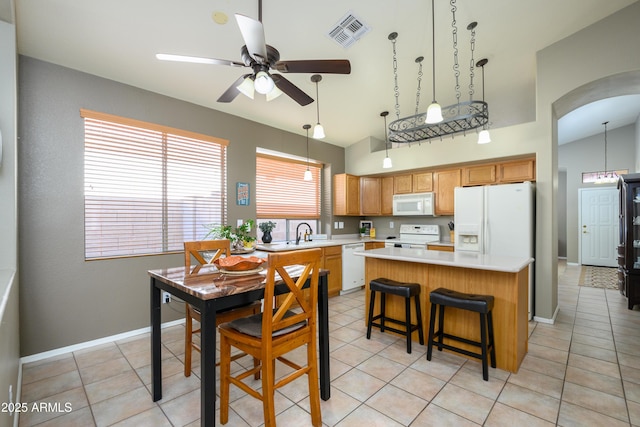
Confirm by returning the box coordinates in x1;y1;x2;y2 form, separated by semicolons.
454;182;535;318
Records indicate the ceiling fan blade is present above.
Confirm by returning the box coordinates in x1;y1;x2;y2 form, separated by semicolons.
156;53;244;67
235;14;268;63
217;74;251;103
271;74;314;106
274;60;351;74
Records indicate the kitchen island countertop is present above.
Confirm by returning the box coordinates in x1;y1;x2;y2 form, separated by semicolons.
355;247;533;273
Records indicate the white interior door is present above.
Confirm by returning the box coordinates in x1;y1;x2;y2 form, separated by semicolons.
579;187;619;267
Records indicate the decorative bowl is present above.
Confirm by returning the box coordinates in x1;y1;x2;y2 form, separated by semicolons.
213;255;266;271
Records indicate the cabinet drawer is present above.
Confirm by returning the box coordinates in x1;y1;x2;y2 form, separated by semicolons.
324;245;342;256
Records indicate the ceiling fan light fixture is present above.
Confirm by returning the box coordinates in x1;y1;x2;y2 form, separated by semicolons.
266;85;283;101
477;129;491;144
236;76;255;99
254;70;274;94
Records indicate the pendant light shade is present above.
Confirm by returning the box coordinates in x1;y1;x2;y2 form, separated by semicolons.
477;129;491;144
426;0;443;125
381;111;392;169
303;124;312;181
311;74;325;139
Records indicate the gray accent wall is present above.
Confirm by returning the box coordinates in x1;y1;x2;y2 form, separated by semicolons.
18;56;345;356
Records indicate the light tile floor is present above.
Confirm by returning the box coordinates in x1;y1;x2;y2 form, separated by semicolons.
18;260;640;426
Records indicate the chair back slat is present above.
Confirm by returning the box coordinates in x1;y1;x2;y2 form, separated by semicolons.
184;240;231;272
262;249;321;337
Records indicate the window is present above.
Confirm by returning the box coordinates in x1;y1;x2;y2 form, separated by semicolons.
82;109;227;259
256;152;321;242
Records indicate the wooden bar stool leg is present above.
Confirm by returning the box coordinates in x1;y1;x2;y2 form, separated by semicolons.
405;296;412;353
366;290;376;339
427;303;437;360
488;311;496;368
480;313;489;381
380;293;386;332
415;294;424;345
437;305;445;351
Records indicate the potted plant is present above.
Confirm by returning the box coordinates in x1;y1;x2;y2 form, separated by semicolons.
359;226;367;237
258;221;277;244
204;219;256;252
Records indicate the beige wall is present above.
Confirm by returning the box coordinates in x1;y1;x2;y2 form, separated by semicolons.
346;2;640;321
17;57;346;356
0;18;19;427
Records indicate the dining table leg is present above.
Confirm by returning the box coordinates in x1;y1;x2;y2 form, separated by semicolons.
200;300;217;426
150;278;162;401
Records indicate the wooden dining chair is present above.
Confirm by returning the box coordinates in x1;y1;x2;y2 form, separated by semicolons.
183;240;262;377
219;248;322;427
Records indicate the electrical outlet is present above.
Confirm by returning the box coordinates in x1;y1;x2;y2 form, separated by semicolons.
339;222;344;229
334;221;339;229
390;221;395;228
163;292;171;304
237;219;244;227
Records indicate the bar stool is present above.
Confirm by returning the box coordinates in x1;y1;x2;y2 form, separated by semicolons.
366;277;424;353
426;287;496;381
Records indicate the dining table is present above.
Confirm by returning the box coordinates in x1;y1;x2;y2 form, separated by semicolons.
148;262;330;427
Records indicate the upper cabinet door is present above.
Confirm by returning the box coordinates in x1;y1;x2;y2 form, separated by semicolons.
434;169;461;215
462;164;496;186
393;174;412;194
413;172;433;192
360;177;381;216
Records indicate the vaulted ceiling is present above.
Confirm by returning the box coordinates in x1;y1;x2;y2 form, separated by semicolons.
13;0;639;147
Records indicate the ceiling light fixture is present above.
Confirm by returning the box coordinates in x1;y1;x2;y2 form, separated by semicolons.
381;111;392;169
596;121;617;184
425;0;443;124
303;124;313;181
386;0;489;144
253;70;275;94
236;75;255;99
476;58;491;144
311;74;325;139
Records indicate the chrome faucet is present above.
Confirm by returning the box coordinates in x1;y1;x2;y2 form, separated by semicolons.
295;222;313;245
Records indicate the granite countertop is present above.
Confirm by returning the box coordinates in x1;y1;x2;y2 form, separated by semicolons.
256;237;381;252
355;247;533;273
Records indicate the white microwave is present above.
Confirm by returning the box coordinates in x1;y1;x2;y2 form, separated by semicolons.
392;192;435;216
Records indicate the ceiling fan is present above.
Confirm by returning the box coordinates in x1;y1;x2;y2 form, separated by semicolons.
155;1;351;106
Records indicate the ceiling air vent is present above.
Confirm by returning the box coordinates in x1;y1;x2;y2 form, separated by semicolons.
327;11;370;49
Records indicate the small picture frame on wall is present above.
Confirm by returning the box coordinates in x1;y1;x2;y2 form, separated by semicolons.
236;182;250;206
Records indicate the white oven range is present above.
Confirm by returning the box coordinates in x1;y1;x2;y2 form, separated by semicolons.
384;224;440;249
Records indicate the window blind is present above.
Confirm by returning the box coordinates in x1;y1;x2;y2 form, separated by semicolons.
256;154;321;219
81;109;227;259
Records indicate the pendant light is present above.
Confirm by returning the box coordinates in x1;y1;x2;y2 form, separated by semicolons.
303;124;313;181
596;121;617;184
311;74;325;139
381;111;392;169
476;58;491;144
426;0;443;124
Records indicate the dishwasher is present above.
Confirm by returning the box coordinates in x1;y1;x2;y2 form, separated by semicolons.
341;243;365;294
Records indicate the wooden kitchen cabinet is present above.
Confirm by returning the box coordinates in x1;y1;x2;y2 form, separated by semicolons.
360;177;381;216
365;241;385;250
498;159;536;183
323;245;343;297
462;164;496;186
413;172;433;192
394;174;413;194
381;176;394;215
427;243;454;252
334;173;360;216
433;169;461;215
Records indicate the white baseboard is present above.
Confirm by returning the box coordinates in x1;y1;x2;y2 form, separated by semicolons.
533;305;560;324
20;318;186;365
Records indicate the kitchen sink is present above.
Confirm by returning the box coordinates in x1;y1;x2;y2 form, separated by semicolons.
256;241;336;252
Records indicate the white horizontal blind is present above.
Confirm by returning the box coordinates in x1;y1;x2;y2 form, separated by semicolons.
256;154;321;219
82;109;227;259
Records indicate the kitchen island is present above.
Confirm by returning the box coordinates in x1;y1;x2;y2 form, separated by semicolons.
356;247;533;373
